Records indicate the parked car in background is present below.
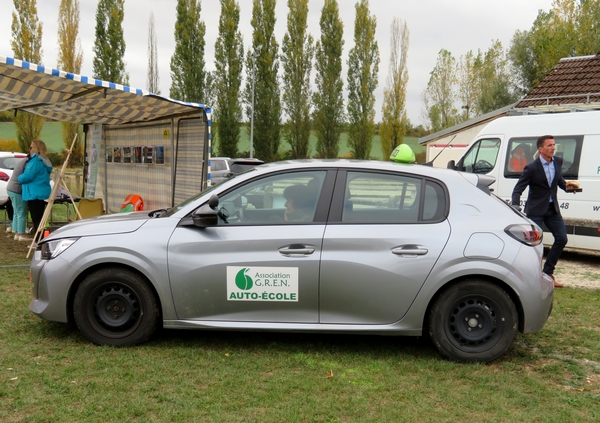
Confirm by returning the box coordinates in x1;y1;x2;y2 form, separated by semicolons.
0;151;27;206
29;160;552;363
210;157;265;185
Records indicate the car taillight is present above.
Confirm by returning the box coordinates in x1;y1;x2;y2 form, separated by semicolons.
0;171;9;182
505;224;543;246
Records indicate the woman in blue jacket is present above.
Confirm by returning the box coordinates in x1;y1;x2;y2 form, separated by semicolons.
18;140;53;238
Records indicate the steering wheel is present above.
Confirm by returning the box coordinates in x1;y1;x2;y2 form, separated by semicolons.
474;159;493;173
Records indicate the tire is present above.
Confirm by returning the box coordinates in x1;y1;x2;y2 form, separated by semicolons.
428;280;518;363
73;268;160;346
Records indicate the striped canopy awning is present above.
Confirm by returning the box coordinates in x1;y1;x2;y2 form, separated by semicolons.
0;55;208;125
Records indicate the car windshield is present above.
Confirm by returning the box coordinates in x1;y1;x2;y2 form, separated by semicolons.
161;167;260;217
162;183;221;217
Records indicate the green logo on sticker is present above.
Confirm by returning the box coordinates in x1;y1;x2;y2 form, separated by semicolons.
235;268;253;290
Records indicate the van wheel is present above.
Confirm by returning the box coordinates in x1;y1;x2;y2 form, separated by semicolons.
73;268;159;346
428;280;518;363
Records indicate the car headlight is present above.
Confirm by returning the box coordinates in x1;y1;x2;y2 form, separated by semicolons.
40;238;79;260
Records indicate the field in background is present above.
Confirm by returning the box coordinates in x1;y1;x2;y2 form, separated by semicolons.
0;122;64;153
226;126;424;161
1;121;425;161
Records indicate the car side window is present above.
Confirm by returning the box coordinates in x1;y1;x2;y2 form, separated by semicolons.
342;172;422;223
460;138;501;174
216;171;326;225
422;181;447;221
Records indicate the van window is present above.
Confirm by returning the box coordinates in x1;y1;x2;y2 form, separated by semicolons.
504;136;583;179
459;138;500;174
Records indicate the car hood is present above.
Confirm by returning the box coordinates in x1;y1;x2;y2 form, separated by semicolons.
47;211;151;239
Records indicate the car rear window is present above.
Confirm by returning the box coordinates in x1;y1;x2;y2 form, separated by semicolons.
0;157;25;170
230;162;263;173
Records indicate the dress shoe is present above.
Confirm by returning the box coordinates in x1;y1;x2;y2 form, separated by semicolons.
545;273;563;288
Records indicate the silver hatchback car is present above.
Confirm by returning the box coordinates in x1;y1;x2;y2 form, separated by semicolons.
30;160;552;363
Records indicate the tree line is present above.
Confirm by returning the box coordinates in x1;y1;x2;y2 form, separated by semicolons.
9;0;410;162
8;0;600;163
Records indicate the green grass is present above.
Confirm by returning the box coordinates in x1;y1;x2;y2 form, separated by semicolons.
1;121;425;160
1;218;599;422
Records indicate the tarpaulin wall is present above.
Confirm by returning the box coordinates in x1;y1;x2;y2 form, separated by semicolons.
90;115;207;213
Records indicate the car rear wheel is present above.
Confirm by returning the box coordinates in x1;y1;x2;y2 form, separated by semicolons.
73;268;159;346
428;280;518;363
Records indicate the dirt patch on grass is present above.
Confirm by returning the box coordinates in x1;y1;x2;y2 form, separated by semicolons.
0;227;33;266
554;249;600;289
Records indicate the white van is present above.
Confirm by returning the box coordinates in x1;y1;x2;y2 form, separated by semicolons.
449;111;600;252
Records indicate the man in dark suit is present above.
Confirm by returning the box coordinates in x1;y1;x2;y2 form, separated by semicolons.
512;135;578;288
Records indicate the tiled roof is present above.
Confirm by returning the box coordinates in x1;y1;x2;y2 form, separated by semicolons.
514;53;600;111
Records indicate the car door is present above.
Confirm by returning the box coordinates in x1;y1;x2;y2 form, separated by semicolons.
319;170;451;325
167;169;334;323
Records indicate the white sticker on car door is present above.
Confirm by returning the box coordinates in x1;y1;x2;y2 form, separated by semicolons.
227;266;299;301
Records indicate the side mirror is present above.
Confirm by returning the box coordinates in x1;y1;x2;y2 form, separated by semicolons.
447;160;456;170
192;205;218;227
208;194;219;209
192;194;219;227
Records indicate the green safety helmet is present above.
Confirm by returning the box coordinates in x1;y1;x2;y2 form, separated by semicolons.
390;144;415;163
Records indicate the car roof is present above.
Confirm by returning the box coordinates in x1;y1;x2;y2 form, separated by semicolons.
227;159;486;190
252;159;463;176
0;151;27;157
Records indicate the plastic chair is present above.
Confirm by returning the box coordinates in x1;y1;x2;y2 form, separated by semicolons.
76;198;104;220
119;194;144;213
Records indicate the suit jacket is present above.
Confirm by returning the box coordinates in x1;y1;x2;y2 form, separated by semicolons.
511;155;567;216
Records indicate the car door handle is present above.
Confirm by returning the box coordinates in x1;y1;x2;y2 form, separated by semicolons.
391;245;428;256
279;244;316;256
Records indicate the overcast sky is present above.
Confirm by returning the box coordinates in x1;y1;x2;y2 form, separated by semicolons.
0;0;554;126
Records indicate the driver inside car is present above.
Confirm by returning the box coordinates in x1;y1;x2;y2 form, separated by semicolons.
283;184;316;222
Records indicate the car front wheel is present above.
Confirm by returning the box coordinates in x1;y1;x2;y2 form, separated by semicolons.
428;280;518;363
73;268;160;346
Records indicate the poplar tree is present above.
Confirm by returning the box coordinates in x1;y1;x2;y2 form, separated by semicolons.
147;12;160;94
214;0;244;158
11;0;44;153
456;50;479;122
312;0;344;159
57;0;84;165
346;0;379;160
380;17;409;160
422;49;457;132
170;0;206;103
244;0;281;162
92;0;128;85
477;41;519;114
281;0;314;159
